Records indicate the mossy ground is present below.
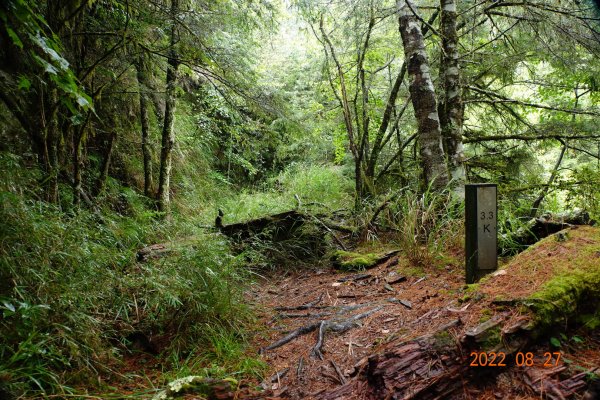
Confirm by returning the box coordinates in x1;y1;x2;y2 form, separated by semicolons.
331;250;381;270
474;226;600;329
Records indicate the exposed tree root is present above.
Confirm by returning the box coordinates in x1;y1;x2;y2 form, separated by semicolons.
261;306;383;355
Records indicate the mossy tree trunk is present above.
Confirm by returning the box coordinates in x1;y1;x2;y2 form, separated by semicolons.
397;0;449;192
136;51;154;198
439;0;465;194
157;0;180;213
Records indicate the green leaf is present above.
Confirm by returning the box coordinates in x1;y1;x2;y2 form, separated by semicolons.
571;335;584;344
550;337;561;347
18;76;31;90
1;300;15;312
6;26;23;48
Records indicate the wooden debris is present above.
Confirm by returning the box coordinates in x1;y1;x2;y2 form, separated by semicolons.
386;275;407;285
387;298;412;309
296;357;304;380
330;360;347;384
413;276;426;285
259;368;290;390
310;306;384;359
262;306;383;355
274;294;323;311
520;366;590;400
503;210;593;254
336;273;372;282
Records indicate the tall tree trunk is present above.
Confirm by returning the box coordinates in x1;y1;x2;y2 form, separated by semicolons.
157;0;180;213
529;143;567;218
136;52;153;197
95;132;116;197
45;88;60;203
397;0;449;192
439;0;466;194
73;125;84;206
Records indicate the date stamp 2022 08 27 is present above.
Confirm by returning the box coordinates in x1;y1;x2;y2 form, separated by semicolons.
469;351;562;368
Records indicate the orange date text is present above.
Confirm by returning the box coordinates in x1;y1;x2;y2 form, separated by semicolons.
469;351;561;367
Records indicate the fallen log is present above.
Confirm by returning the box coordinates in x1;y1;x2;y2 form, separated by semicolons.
502;209;594;254
218;210;308;241
331;250;400;271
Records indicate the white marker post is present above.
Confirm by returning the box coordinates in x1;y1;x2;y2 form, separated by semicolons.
465;184;497;283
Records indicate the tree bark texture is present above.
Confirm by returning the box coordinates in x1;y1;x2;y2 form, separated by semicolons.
136;52;154;198
95;131;116;196
529;143;567;218
157;0;180;213
439;0;466;191
397;0;449;192
44;88;60;203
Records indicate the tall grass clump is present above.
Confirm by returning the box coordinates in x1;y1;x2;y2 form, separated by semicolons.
217;163;353;224
390;187;464;267
0;162;252;397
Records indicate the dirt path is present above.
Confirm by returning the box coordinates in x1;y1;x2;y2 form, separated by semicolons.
247;255;470;398
246;243;600;400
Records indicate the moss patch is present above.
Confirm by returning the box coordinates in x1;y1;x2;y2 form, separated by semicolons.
477;226;600;330
331;250;381;271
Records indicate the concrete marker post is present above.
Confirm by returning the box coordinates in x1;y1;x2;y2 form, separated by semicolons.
465;184;498;283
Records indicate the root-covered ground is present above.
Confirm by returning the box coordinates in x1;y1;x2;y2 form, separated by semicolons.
247;226;600;399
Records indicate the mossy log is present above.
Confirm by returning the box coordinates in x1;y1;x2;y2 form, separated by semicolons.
217;210;355;241
330;250;400;271
218;210;308;241
504;209;594;253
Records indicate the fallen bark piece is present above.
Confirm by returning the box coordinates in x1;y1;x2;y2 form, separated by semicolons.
387;298;412;309
337;273;372;282
330;360;347;384
386;275;407;285
274;294;323;311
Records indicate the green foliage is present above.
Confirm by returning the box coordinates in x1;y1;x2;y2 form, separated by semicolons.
0;189;250;396
0;0;92;114
388;187;464;267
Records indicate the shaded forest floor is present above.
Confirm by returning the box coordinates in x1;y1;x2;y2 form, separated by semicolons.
103;227;600;399
246;226;600;399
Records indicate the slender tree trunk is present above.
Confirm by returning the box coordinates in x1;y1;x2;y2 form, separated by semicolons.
136;52;153;197
73;126;84;206
318;16;362;206
439;0;466;194
95;132;116;196
529;144;567;218
45;88;60;203
157;0;180;213
397;0;449;192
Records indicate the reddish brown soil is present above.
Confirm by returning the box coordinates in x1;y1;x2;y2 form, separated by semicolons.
246;227;600;399
246;255;476;399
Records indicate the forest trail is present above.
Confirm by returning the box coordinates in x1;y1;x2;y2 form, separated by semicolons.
248;254;466;398
246;227;600;400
